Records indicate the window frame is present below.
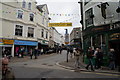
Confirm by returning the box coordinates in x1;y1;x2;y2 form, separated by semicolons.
46;31;48;39
15;25;23;36
27;27;34;38
22;0;26;8
85;8;94;28
28;2;32;10
41;29;44;38
17;9;23;19
29;13;34;21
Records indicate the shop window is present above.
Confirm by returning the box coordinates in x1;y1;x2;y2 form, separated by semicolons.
28;27;34;37
30;13;34;21
22;0;26;8
41;29;44;38
15;25;23;36
28;2;31;10
17;10;23;19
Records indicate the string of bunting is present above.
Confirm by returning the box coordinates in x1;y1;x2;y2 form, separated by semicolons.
2;10;79;17
49;13;80;16
2;10;39;15
60;16;80;22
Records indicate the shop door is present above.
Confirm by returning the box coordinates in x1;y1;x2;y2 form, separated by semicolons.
109;41;120;66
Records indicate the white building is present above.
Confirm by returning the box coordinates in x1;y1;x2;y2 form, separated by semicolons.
0;0;50;57
49;27;64;47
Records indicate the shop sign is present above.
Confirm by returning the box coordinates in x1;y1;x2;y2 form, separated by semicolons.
14;40;38;46
0;39;3;45
0;39;13;45
3;39;14;44
110;33;120;40
92;27;106;31
41;40;48;45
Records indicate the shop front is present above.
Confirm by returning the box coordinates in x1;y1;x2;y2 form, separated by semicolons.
83;24;110;66
0;38;14;57
38;39;49;54
109;32;120;67
14;40;38;56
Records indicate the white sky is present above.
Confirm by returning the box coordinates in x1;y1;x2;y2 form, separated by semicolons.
36;0;82;36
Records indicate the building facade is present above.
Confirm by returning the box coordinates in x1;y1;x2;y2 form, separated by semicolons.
79;0;120;66
0;0;50;57
70;27;82;48
49;27;64;48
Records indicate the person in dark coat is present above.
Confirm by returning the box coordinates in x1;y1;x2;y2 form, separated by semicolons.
108;49;116;70
95;48;103;69
30;48;33;59
85;47;95;71
34;48;38;59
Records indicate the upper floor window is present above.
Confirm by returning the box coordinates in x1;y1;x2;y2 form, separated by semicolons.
15;25;23;36
17;10;23;19
85;8;94;27
46;31;48;39
28;27;34;37
30;13;34;21
42;17;44;25
22;0;26;8
28;2;31;10
41;29;44;38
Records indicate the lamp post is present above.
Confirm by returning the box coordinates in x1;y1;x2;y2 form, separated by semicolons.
65;29;69;62
78;0;84;50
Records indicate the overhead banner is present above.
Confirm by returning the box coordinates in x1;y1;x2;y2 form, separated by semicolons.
48;23;72;27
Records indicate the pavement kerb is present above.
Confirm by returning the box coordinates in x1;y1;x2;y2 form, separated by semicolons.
56;62;120;75
56;62;74;70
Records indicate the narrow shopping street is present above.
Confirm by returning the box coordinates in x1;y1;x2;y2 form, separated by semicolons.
1;0;120;80
8;50;119;79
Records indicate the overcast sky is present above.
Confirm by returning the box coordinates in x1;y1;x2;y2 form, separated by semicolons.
36;0;82;36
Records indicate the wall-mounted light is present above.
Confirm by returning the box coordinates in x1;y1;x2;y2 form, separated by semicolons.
90;14;95;18
116;6;120;13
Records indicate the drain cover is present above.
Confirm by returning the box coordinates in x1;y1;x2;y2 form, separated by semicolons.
42;63;47;65
24;64;27;65
48;65;53;66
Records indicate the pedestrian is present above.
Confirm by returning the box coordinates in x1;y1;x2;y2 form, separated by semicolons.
34;48;38;59
30;48;33;59
2;57;15;80
59;46;62;54
108;48;116;70
94;48;99;69
74;48;80;69
85;47;95;71
56;47;59;54
73;48;76;56
70;47;73;58
95;48;103;69
41;48;43;55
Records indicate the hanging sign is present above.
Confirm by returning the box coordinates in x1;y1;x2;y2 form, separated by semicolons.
48;23;72;27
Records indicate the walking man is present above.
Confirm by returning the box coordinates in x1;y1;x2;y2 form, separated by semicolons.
108;48;116;70
85;47;95;71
